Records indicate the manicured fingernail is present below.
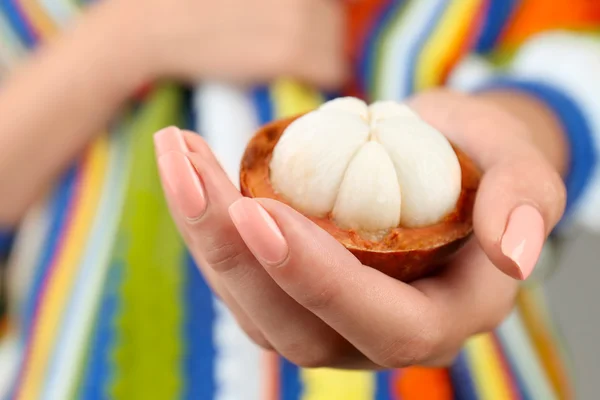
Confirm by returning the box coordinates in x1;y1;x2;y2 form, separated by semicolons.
154;126;187;156
158;151;206;220
229;198;289;265
501;204;545;280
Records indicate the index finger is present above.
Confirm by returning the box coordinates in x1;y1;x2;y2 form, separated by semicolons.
157;127;355;362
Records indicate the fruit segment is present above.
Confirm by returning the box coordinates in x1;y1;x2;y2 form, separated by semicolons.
368;100;416;126
376;116;461;228
269;109;369;217
320;96;369;120
332;141;401;235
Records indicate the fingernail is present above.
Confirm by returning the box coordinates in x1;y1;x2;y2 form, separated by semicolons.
154;126;187;156
229;198;289;265
501;204;545;280
158;151;206;220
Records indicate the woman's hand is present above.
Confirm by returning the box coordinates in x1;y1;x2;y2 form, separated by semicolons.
115;0;348;88
152;89;566;369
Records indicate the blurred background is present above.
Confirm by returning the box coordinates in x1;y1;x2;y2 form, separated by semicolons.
547;232;600;399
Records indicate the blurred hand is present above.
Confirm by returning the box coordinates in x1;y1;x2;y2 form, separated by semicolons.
151;89;566;369
112;0;348;88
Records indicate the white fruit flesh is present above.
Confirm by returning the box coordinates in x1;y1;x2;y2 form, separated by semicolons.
269;97;462;234
333;141;401;233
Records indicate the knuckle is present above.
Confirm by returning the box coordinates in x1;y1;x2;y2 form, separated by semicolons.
202;239;245;273
281;342;337;368
375;319;442;368
376;336;431;369
299;281;338;312
422;348;463;368
243;326;274;351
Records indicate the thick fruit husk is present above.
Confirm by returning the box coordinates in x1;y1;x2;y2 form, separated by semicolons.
240;114;481;282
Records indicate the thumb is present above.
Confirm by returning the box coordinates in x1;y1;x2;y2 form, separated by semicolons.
473;151;566;280
408;90;566;280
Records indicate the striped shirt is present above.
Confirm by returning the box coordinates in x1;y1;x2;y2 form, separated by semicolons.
1;0;599;398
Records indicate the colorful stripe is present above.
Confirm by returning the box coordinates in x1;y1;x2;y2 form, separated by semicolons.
358;0;398;99
374;370;393;400
0;230;13;259
491;334;522;399
3;197;54;332
499;0;600;49
464;333;517;399
449;352;478;400
0;335;20;397
301;369;374;400
110;85;185;400
18;0;56;38
195;82;264;400
394;368;453;400
44;123;132;399
372;0;429;99
38;137;111;399
474;0;519;53
75;258;122;400
213;299;262;400
413;0;484;91
15;140;107;399
346;0;391;97
0;0;37;48
20;165;78;338
183;254;216;399
5;4;83;397
497;309;557;399
280;358;302;400
404;0;450;93
517;287;574;398
40;0;76;27
0;9;25;69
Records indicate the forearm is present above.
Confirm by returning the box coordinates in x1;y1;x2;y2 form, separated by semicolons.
0;1;151;227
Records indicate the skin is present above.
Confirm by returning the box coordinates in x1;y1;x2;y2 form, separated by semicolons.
154;89;567;369
0;0;567;370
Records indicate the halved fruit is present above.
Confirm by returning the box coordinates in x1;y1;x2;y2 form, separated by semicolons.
239;98;480;282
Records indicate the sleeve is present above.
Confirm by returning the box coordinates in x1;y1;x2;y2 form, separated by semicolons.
0;229;13;260
448;31;600;234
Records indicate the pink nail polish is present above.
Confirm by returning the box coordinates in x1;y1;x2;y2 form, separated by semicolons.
158;151;206;220
229;199;289;265
501;204;545;280
154;126;187;156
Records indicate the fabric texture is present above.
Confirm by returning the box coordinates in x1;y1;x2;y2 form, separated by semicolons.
1;0;598;399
